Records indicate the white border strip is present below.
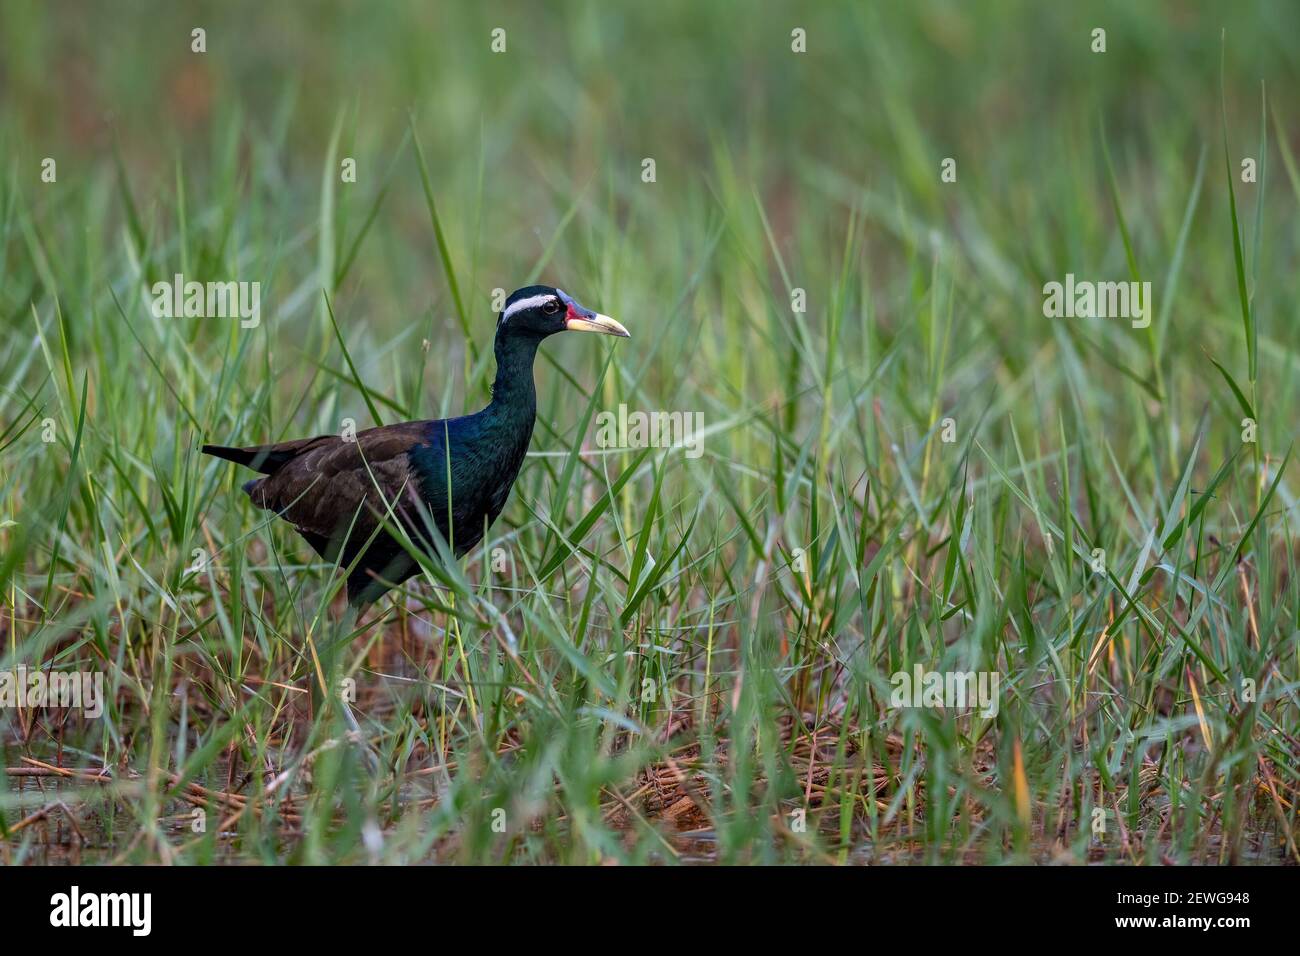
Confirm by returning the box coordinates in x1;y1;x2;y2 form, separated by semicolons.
502;293;558;322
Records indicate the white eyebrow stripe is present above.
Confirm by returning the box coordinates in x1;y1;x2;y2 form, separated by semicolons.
502;294;558;321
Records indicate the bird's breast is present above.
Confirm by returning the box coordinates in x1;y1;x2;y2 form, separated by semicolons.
406;415;533;552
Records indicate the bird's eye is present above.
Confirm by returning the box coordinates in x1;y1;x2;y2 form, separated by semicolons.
543;299;561;315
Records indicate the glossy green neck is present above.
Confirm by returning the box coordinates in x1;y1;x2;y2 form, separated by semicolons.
488;330;542;421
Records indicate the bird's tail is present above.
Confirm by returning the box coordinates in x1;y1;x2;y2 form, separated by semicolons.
202;443;297;475
202;434;331;475
202;443;262;469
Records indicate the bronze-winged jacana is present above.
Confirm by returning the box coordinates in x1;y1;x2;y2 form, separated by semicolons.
203;286;628;606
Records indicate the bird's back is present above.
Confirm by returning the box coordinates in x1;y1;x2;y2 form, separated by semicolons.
211;407;533;603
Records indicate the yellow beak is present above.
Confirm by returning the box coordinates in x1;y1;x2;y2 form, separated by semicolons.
565;312;630;337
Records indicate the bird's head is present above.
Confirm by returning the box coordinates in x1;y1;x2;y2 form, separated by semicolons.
497;286;629;340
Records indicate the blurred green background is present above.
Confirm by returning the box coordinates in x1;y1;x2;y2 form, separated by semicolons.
4;0;1299;443
5;1;1298;351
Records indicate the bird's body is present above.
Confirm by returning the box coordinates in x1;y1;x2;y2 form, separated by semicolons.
203;286;627;605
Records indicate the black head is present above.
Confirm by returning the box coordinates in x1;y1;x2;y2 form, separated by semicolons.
497;286;629;339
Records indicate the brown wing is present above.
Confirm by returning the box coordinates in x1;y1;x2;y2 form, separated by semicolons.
241;422;430;548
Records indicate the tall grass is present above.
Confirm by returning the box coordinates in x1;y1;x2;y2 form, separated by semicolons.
1;0;1298;864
